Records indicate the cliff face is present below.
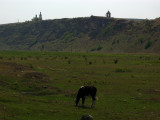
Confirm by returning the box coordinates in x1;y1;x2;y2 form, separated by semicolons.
0;16;160;53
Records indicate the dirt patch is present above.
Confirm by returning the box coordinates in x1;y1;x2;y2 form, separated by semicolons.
21;87;62;96
64;89;76;97
0;62;32;72
149;97;160;102
23;72;50;82
147;89;160;94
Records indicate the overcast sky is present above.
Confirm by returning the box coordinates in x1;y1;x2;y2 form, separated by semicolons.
0;0;160;24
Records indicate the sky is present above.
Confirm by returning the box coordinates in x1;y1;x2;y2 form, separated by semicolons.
0;0;160;24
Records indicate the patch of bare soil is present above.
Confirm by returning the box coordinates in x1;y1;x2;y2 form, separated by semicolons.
2;62;32;71
4;62;31;71
21;86;62;96
64;89;76;97
0;62;33;78
147;89;160;94
144;89;160;102
23;72;49;82
149;98;160;102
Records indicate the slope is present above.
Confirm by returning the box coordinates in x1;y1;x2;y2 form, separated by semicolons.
0;16;160;53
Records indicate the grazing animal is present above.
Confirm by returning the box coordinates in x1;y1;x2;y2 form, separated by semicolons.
81;115;93;120
75;86;97;107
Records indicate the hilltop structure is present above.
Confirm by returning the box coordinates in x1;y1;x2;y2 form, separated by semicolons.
106;10;111;18
39;12;42;20
32;12;42;21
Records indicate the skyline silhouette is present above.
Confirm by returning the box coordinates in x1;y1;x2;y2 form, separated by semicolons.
0;0;160;24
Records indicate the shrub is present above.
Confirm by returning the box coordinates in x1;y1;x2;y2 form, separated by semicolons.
94;80;97;84
8;58;12;60
29;40;38;48
91;48;96;51
20;57;24;60
64;56;68;59
103;60;106;64
114;59;118;64
97;45;103;51
91;45;103;51
138;37;145;44
29;64;34;69
64;33;73;40
145;41;152;49
117;40;119;44
68;80;71;83
83;56;87;62
68;60;71;64
115;68;131;72
112;40;115;45
24;57;27;60
0;56;3;59
36;56;40;60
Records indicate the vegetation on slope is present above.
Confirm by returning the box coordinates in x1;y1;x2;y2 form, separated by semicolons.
0;17;160;53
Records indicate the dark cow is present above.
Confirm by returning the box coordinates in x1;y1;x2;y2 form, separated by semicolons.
75;86;97;107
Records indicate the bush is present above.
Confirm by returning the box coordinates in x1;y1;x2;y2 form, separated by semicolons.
20;57;24;60
68;60;71;64
0;56;3;59
97;46;103;51
91;45;103;51
115;68;131;72
145;41;152;49
64;33;73;40
103;60;106;64
64;56;68;59
8;58;12;60
114;59;118;64
36;56;40;60
91;48;96;51
29;64;34;69
138;37;145;44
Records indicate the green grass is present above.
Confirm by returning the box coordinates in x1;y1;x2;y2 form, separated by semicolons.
0;51;160;120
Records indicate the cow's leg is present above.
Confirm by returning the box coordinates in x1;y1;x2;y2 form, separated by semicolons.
91;96;96;107
82;96;85;107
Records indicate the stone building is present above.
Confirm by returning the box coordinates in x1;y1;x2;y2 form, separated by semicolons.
32;12;42;21
106;10;111;18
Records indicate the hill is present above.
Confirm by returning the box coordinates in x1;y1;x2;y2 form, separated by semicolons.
0;16;160;53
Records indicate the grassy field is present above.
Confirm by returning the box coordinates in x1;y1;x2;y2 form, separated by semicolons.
0;51;160;120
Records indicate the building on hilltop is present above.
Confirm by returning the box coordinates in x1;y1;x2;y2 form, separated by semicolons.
106;10;111;18
32;12;43;21
39;12;42;20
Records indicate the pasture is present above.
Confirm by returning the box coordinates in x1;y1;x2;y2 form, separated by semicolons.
0;51;160;120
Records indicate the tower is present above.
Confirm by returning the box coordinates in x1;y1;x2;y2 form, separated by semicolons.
35;14;38;21
39;12;42;21
106;10;111;18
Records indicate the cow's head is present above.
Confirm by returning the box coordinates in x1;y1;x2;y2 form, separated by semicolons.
75;97;78;106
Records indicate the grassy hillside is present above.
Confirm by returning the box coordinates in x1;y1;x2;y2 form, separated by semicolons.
0;17;160;53
0;51;160;120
